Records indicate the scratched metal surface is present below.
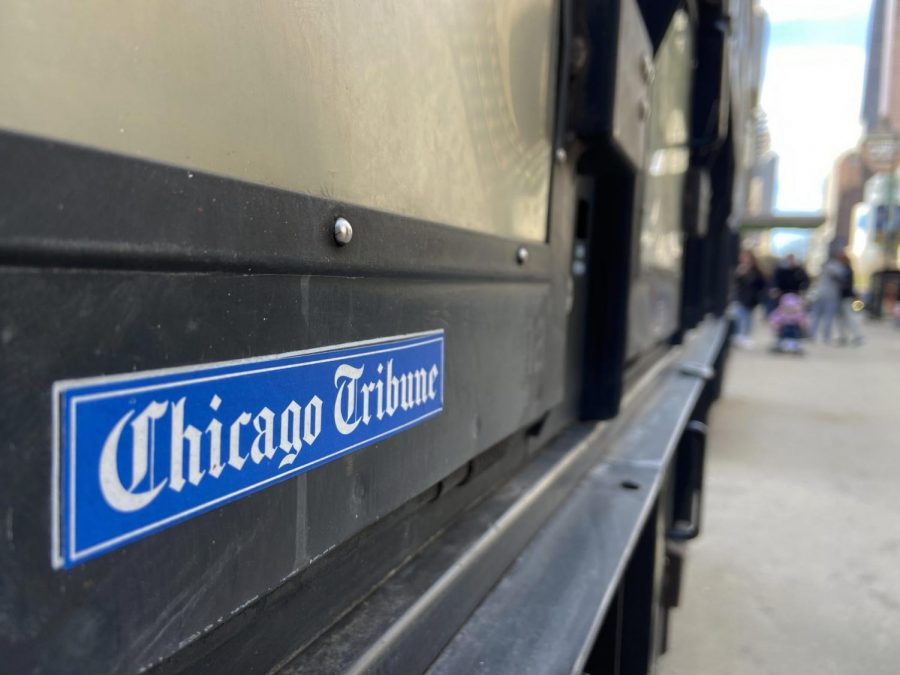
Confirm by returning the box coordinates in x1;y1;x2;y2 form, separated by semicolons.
0;0;556;241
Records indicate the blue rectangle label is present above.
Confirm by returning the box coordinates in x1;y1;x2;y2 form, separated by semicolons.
52;331;444;569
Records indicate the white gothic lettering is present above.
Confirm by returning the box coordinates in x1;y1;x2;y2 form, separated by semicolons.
97;359;439;512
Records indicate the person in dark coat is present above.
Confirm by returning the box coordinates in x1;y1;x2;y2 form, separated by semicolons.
773;253;810;297
767;253;809;315
733;250;767;346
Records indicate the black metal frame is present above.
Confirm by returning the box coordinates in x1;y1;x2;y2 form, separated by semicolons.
0;1;587;662
0;132;559;278
0;0;744;671
0;115;581;669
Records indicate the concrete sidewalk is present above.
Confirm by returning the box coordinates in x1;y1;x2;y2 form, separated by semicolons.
659;319;900;675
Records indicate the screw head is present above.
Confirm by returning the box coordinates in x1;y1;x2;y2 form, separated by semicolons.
333;217;353;245
555;147;568;164
516;246;529;264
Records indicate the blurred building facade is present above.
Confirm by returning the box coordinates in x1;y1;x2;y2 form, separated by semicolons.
862;0;900;134
821;0;900;279
746;110;778;215
739;2;782;258
743;2;777;216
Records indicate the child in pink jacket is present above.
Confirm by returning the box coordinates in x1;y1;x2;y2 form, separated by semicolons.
769;293;809;354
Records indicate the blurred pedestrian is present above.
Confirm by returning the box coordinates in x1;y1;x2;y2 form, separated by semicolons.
808;252;846;343
768;254;810;314
732;249;767;347
836;252;863;346
768;293;808;354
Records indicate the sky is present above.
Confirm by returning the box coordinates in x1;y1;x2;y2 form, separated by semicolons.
760;0;872;212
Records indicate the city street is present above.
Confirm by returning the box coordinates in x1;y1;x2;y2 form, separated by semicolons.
660;319;900;675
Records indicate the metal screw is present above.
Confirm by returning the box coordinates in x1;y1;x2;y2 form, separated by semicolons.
516;246;529;265
574;242;586;260
333;217;353;245
555;147;568;164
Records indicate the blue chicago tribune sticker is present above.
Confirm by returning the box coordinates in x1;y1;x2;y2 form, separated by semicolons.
52;331;444;569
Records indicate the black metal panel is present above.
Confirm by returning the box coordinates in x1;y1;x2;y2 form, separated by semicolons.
691;4;730;159
705;124;737;317
567;0;652;168
568;0;621;140
0;257;567;670
0;132;552;279
677;168;712;338
577;162;637;420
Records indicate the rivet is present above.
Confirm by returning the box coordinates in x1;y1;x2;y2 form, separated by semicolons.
516;246;529;264
333;217;353;245
555;147;568;164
